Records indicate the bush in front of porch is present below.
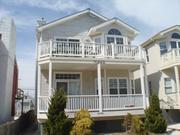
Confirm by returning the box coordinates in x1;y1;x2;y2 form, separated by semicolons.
123;113;147;135
70;109;94;135
43;90;72;135
144;93;167;133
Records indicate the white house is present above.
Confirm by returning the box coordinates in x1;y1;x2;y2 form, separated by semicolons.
0;17;17;124
140;25;180;123
36;9;149;122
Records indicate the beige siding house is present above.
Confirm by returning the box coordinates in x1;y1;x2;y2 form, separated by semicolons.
140;25;180;123
36;9;148;122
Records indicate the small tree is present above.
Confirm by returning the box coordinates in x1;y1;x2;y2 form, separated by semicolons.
144;93;167;133
70;109;93;135
43;90;72;135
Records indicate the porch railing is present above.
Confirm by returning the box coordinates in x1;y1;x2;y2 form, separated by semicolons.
161;49;180;67
38;94;143;113
38;40;142;60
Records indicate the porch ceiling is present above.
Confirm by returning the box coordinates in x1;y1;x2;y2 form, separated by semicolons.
40;63;140;71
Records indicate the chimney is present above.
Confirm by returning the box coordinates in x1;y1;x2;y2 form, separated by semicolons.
37;17;46;27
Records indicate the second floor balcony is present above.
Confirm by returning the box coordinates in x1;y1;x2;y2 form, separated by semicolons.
38;40;143;61
161;49;180;69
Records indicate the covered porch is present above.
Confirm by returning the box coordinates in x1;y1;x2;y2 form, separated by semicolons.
37;60;147;118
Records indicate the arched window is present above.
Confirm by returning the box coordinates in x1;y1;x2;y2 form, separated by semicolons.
171;33;180;39
108;29;121;35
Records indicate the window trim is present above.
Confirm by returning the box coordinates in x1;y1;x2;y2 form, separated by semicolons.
107;77;128;95
54;72;82;95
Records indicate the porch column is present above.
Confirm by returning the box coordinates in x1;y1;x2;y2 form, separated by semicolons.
174;66;180;96
49;62;52;97
37;64;41;114
128;70;132;94
144;65;149;107
103;69;107;94
140;63;146;109
97;63;103;113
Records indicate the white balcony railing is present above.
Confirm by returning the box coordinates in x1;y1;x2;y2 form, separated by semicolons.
38;94;143;113
161;49;180;67
38;40;142;60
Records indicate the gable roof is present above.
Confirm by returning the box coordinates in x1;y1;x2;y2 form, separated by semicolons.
141;25;180;48
37;8;108;31
88;18;139;36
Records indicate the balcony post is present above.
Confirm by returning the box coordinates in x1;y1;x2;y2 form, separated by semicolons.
82;42;85;58
49;39;53;58
139;46;142;60
37;64;41;114
172;49;176;62
49;62;52;97
97;63;103;113
140;63;146;109
111;43;115;58
174;66;180;96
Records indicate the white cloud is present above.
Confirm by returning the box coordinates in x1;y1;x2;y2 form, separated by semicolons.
111;0;180;28
0;8;37;28
3;0;87;12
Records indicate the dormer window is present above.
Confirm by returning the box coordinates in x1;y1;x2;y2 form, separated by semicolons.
171;33;180;39
108;29;121;35
170;33;180;49
106;29;124;45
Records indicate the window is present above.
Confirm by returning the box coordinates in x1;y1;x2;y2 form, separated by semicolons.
170;41;177;49
107;37;114;44
56;74;80;79
55;73;81;95
164;78;172;94
172;33;180;39
145;49;149;62
94;37;101;44
116;37;123;44
148;81;152;95
159;42;167;55
0;33;1;40
109;78;127;94
108;29;121;35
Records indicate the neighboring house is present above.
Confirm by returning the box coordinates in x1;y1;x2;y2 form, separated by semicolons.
15;94;35;116
36;9;149;122
140;25;180;123
0;17;18;124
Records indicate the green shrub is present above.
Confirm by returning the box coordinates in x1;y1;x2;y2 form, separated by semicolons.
130;115;147;135
70;109;93;135
144;93;167;133
18;110;37;133
123;113;133;132
43;90;72;135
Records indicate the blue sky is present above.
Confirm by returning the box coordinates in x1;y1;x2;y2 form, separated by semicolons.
0;0;180;89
